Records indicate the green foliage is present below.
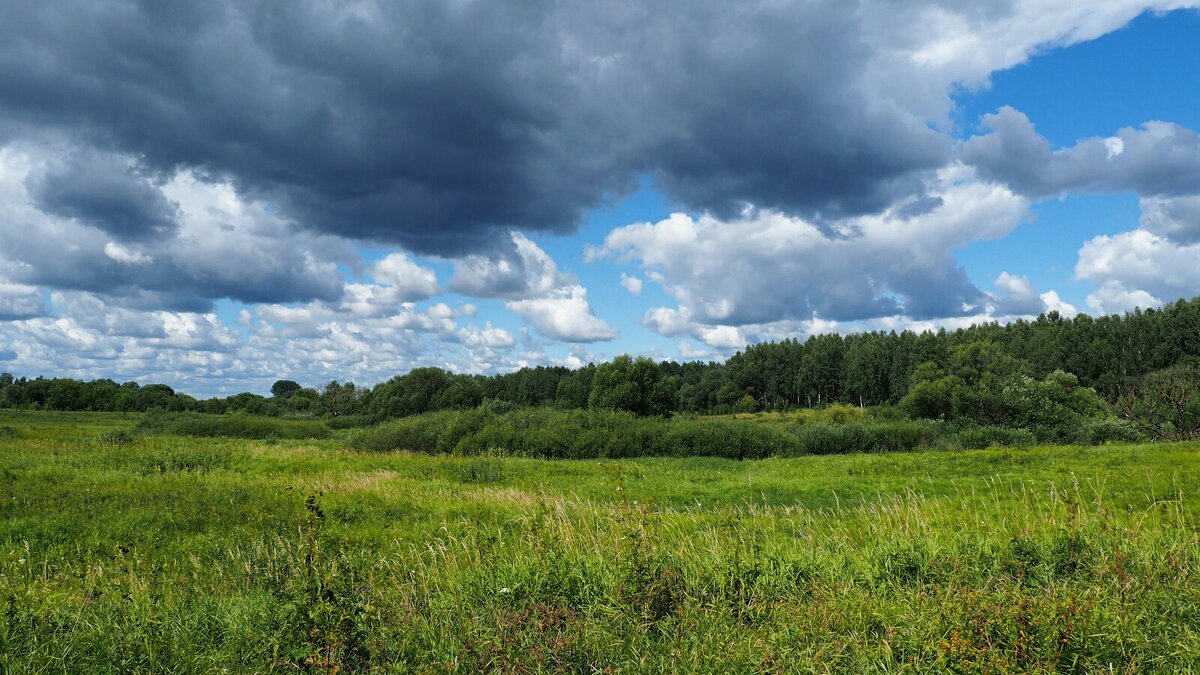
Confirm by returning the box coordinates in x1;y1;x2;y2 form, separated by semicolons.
1116;363;1200;441
271;379;303;397
1080;418;1144;445
324;414;374;430
954;425;1038;450
789;421;946;455
351;407;806;460
588;355;677;416
137;446;228;474
136;412;332;440
902;354;1114;441
97;429;137;447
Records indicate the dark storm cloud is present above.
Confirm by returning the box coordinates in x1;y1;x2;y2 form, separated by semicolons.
963;107;1200;199
28;151;180;241
0;0;951;256
0;200;345;312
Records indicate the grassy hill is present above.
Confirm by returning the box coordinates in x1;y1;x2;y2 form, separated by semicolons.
1;410;1198;672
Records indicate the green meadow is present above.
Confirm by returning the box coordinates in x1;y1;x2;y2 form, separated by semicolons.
2;410;1199;673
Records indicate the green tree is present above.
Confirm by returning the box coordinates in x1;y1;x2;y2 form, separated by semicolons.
588;355;673;416
271;380;303;397
1116;363;1200;441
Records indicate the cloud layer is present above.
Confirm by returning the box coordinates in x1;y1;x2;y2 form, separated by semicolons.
1;1;1198;391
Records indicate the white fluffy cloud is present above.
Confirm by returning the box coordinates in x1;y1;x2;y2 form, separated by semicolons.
620;273;643;296
595;166;1046;347
448;232;616;342
506;285;617;343
0;282;46;320
449;233;571;299
1076;229;1200;314
372;253;440;300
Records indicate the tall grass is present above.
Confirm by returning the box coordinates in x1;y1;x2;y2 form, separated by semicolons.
2;410;1198;671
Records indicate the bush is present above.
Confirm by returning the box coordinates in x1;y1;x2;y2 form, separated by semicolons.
348;410;458;453
662;418;801;459
346;406;1045;460
955;426;1037;450
793;423;876;455
324;415;374;430
1080;418;1144;445
136;413;332;440
872;421;946;452
352;407;803;459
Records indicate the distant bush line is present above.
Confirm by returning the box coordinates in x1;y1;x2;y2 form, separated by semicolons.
347;406;1143;460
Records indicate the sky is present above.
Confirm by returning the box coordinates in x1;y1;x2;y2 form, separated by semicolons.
1;1;1199;397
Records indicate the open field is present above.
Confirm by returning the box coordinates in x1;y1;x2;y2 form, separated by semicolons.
2;411;1199;672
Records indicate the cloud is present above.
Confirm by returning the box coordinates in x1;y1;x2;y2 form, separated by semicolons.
1139;194;1200;244
449;232;615;342
459;322;516;350
27;150;180;241
336;253;440;317
104;242;154;266
1040;290;1078;317
963;106;1200;318
506;285;617;343
0;288;541;395
0;1;1197;390
0;145;347;311
1084;281;1163;315
449;233;570;299
0;282;46;320
372;253;439;300
619;273;643;296
596;166;1029;336
1;1;1187;256
991;272;1048;316
1076;229;1200;313
963;107;1200;199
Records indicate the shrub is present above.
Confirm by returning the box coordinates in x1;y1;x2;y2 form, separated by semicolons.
872;421;945;453
1115;363;1200;441
793;423;875;455
324;415;374;430
352;407;804;459
955;426;1037;449
1080;418;1144;445
347;410;458;453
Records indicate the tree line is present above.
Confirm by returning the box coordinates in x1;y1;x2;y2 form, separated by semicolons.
3;297;1199;423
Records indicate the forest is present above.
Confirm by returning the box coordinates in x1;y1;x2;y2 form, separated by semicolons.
4;297;1199;443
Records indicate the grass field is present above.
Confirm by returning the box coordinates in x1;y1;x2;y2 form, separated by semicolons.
2;410;1199;672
